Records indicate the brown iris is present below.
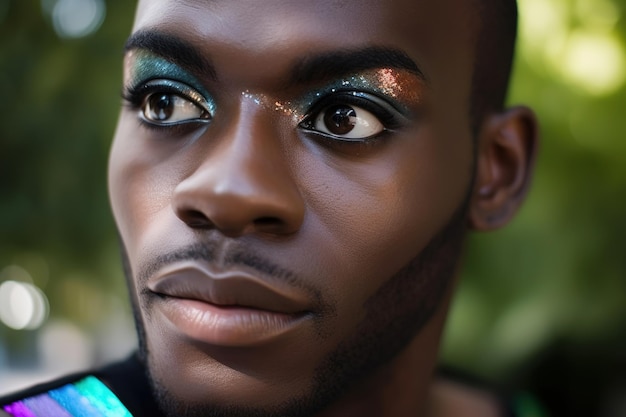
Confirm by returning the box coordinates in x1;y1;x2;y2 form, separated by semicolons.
146;94;174;121
324;105;357;135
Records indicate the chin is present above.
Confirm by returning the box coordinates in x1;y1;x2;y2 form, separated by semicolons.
147;361;328;417
140;330;332;417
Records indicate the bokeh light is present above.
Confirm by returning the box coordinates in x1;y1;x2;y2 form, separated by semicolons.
51;0;106;39
519;0;625;96
560;31;625;95
0;281;49;331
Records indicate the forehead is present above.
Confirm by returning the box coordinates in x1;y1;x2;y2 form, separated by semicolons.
132;0;476;89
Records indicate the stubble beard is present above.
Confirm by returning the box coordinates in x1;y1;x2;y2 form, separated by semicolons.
121;198;468;417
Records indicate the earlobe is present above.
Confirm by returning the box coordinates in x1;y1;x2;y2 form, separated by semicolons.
469;106;539;231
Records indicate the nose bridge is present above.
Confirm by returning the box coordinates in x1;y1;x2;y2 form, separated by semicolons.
206;98;295;200
217;101;283;193
173;98;304;236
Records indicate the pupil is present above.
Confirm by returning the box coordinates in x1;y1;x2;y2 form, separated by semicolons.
324;105;357;135
148;94;173;120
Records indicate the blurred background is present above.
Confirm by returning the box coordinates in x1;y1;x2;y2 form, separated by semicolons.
0;0;624;415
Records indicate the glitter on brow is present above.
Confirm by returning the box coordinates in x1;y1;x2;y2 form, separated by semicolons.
236;68;421;124
377;68;402;97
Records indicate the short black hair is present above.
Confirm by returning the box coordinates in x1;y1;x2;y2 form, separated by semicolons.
470;0;519;133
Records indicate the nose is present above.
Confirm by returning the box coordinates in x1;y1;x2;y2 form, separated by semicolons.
172;104;305;237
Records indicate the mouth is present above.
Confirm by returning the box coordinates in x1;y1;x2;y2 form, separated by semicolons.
146;262;313;347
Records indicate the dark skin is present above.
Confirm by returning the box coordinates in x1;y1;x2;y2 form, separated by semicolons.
108;0;538;416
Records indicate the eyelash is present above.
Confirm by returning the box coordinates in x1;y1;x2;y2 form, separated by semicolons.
299;91;405;141
122;80;212;131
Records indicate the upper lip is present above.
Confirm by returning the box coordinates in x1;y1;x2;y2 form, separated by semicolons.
147;262;311;314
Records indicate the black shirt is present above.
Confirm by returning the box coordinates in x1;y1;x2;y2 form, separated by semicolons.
0;354;529;416
0;353;165;416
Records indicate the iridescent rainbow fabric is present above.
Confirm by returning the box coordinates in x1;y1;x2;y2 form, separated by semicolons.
2;376;132;417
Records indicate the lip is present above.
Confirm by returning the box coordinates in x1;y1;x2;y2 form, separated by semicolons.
147;262;312;346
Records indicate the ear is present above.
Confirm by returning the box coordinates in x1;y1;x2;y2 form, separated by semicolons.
469;106;539;231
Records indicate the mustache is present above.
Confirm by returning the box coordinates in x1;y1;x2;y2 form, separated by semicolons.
137;241;294;283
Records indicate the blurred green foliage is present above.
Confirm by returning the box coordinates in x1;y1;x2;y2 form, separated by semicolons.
0;0;134;356
1;0;625;415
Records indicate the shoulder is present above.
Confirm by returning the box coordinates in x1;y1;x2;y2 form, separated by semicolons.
0;353;165;417
0;369;91;407
0;372;130;416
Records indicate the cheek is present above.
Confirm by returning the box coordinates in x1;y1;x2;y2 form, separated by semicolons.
108;116;183;261
299;126;472;317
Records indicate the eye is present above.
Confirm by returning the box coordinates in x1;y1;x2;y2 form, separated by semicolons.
312;104;384;140
300;92;402;142
123;79;213;127
141;92;208;125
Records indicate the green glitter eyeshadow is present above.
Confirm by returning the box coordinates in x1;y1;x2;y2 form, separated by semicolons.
298;70;415;116
127;50;216;113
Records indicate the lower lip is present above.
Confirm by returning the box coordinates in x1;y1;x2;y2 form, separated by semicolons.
155;296;308;347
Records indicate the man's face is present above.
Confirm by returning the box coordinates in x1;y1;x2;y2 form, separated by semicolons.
109;0;477;415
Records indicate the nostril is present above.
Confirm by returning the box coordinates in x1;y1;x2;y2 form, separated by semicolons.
253;216;287;233
254;216;280;226
182;209;212;228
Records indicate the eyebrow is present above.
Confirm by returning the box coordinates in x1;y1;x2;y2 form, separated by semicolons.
125;29;217;79
124;29;427;87
289;47;428;86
